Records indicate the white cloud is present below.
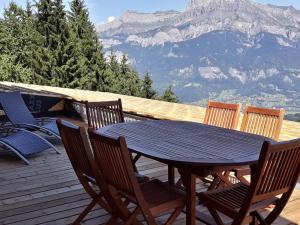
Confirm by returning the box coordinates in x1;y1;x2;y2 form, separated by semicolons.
107;16;116;23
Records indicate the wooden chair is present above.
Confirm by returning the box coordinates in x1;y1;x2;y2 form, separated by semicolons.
85;99;124;129
204;101;241;129
56;119;110;224
240;105;285;141
174;101;241;187
199;138;300;225
199;101;241;188
85;98;145;175
88;130;186;225
235;106;285;184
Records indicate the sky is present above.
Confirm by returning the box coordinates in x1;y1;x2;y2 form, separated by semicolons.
1;0;300;26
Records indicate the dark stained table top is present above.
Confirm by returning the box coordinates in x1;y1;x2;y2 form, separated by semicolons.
99;120;274;167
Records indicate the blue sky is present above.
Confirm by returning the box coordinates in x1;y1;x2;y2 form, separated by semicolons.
1;0;300;25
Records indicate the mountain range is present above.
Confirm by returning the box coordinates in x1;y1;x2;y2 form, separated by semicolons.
97;0;300;112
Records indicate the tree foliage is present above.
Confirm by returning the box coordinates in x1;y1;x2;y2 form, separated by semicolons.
0;0;178;102
160;86;179;103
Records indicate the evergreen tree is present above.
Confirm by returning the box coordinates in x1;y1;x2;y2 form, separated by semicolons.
68;0;105;90
160;86;179;103
141;72;157;99
0;2;42;83
51;0;70;86
35;0;56;83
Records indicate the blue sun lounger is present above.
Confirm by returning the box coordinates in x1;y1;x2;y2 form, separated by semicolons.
0;91;75;140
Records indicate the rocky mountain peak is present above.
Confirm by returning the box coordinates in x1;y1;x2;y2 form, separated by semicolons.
186;0;251;10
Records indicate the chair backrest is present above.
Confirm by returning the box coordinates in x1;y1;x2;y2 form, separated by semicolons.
88;130;139;196
0;91;37;125
204;101;241;129
240;106;285;141
85;99;125;129
56;119;94;180
250;139;300;204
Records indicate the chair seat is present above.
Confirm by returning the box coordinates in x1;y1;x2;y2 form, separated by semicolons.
199;183;278;218
0;130;51;156
140;179;185;214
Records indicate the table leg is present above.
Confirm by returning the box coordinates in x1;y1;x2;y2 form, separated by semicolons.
168;165;175;185
179;169;196;225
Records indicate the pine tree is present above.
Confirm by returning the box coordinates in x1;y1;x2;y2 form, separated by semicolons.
51;0;70;86
68;0;106;90
35;0;56;83
160;86;179;103
141;72;157;99
0;2;41;83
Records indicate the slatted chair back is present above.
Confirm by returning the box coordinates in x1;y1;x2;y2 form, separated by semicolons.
240;106;285;141
204;101;241;129
250;139;300;204
57;119;94;180
85;99;124;129
88;131;139;196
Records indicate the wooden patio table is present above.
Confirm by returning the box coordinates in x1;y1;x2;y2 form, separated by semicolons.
98;120;273;225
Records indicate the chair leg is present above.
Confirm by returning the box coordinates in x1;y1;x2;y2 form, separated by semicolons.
131;153;140;172
253;211;268;225
143;214;158;225
122;207;141;225
72;197;99;225
249;212;258;225
208;175;221;190
207;207;225;225
111;195;144;225
164;206;184;225
208;171;236;190
106;215;119;225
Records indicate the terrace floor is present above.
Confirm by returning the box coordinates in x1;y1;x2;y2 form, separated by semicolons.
0;119;299;225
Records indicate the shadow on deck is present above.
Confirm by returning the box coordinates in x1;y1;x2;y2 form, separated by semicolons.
0;120;299;225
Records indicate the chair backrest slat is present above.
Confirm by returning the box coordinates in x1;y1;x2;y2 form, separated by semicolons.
251;140;300;203
57;120;94;179
86;99;124;129
240;106;285;141
0;91;37;125
88;132;138;196
204;101;241;129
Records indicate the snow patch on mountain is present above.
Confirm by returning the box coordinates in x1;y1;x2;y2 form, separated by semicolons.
178;65;194;78
198;67;228;79
276;37;293;47
229;67;247;83
283;75;293;85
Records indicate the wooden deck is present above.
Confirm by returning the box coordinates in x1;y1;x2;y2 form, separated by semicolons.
0;133;299;225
